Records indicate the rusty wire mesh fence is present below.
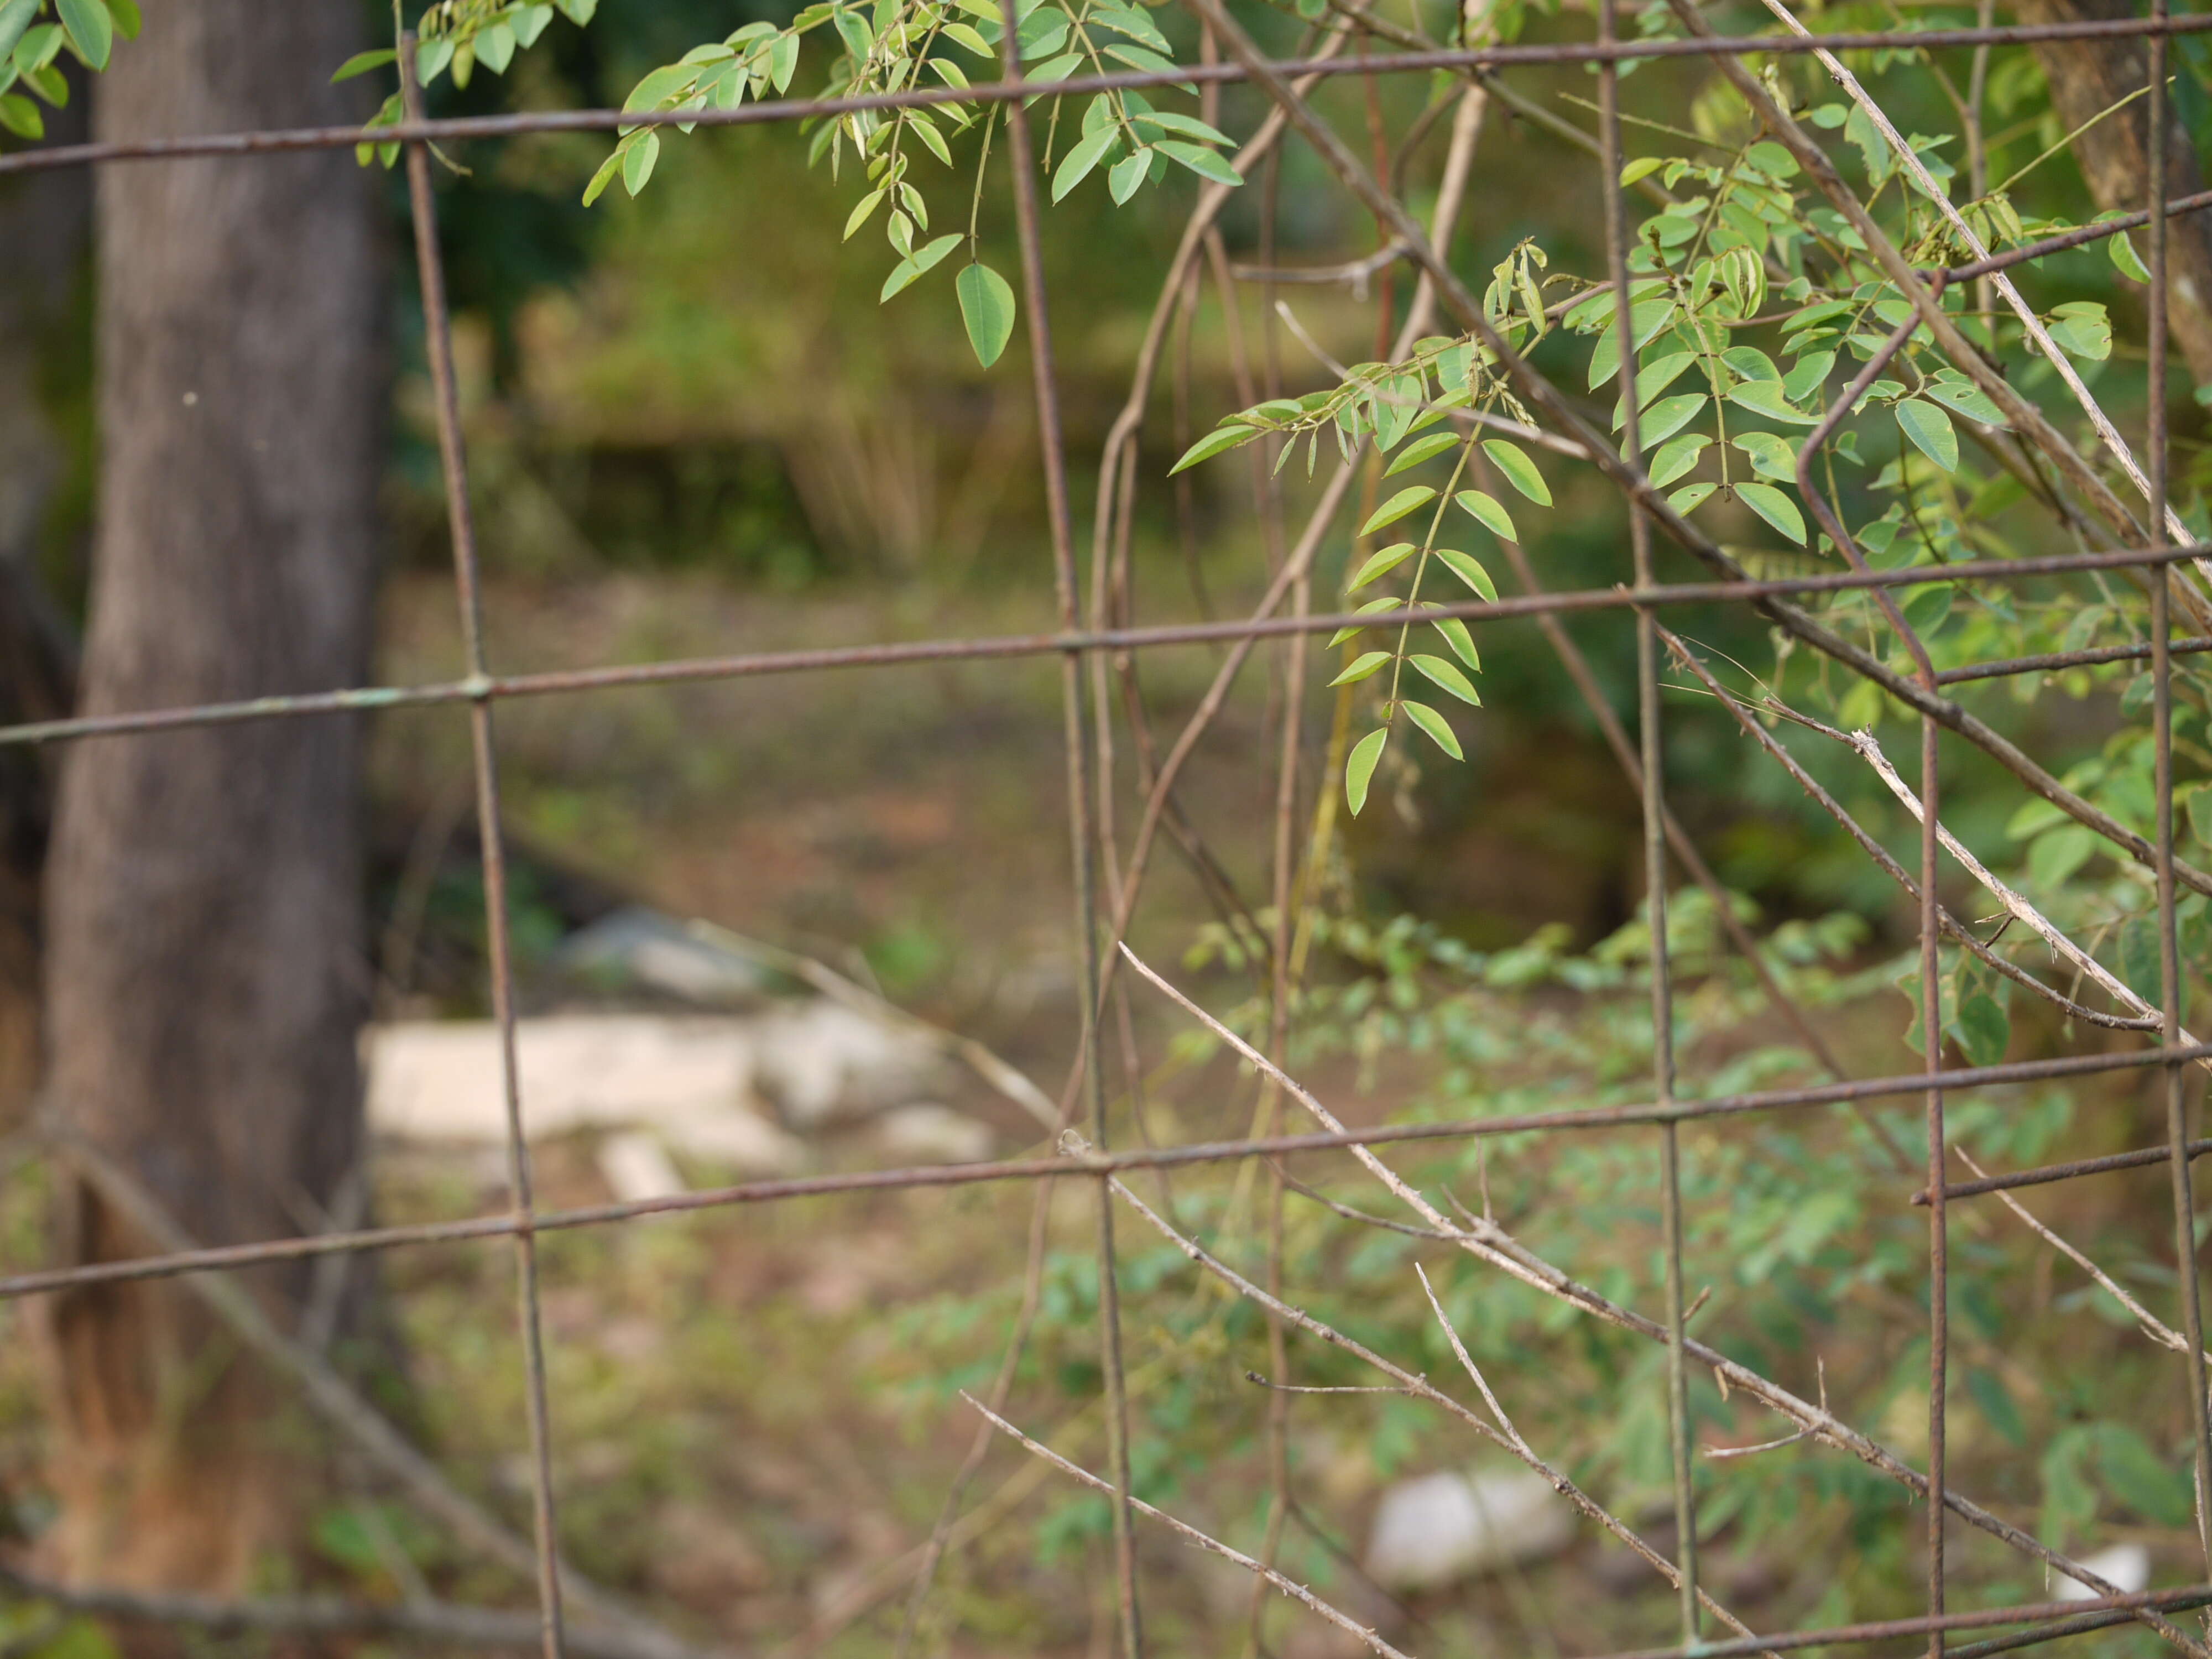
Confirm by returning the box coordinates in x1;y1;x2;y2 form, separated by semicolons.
4;3;2212;1657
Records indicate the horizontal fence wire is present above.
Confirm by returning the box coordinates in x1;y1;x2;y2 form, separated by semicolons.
7;4;2212;1656
8;14;2212;175
7;1039;2210;1302
0;545;2200;749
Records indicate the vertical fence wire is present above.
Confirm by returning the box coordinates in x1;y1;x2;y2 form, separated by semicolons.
399;42;567;1659
1596;5;1699;1636
995;18;1145;1656
2147;0;2212;1584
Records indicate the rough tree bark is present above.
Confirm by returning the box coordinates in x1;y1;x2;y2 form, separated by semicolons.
40;0;382;1590
0;84;88;1130
2016;0;2212;386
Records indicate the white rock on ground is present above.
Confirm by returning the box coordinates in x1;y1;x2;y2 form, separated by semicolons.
1364;1467;1577;1592
594;1131;687;1203
363;1014;808;1173
749;999;946;1129
2055;1543;2150;1602
873;1103;995;1165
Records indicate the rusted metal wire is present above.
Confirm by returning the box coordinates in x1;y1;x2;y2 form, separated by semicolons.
997;13;1145;1650
1937;633;2212;682
401;43;567;1658
1588;1584;2212;1659
6;1039;2208;1304
2145;8;2212;1582
1919;1136;2212;1203
1596;0;1698;1634
12;15;2212;178
0;545;2199;751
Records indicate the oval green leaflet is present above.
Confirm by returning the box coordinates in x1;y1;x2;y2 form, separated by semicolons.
1170;424;1259;474
1402;700;1464;760
1361;487;1437;537
1734;481;1806;545
1647;434;1709;491
1453;490;1517;543
1155;138;1241;187
1781;350;1836;404
1108;148;1152;205
957;262;1018;368
1481;440;1551;505
1384;432;1459;476
1731;431;1797;483
1434;549;1497;602
1052;126;1119;201
1895;398;1958;472
55;0;108;69
881;233;962;301
1431;615;1480;672
1328;651;1391;688
623;131;661;197
1637;393;1707;448
1726;379;1820;426
1410;655;1481;705
1346;542;1417;593
1344;728;1389;817
1329;596;1408;648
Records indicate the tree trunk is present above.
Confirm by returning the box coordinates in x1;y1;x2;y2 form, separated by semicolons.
0;79;90;1133
2018;0;2212;387
40;0;382;1591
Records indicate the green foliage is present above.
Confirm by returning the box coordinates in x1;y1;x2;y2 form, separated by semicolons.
0;0;135;137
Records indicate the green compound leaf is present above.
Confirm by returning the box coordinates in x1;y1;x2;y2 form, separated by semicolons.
1453;489;1517;543
1360;486;1437;536
1667;482;1717;514
1402;699;1464;760
1481;439;1551;505
1735;481;1806;545
957;262;1018;368
1344;728;1388;817
1409;654;1481;705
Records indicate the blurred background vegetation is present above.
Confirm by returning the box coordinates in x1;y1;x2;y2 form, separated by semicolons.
4;0;2210;1653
